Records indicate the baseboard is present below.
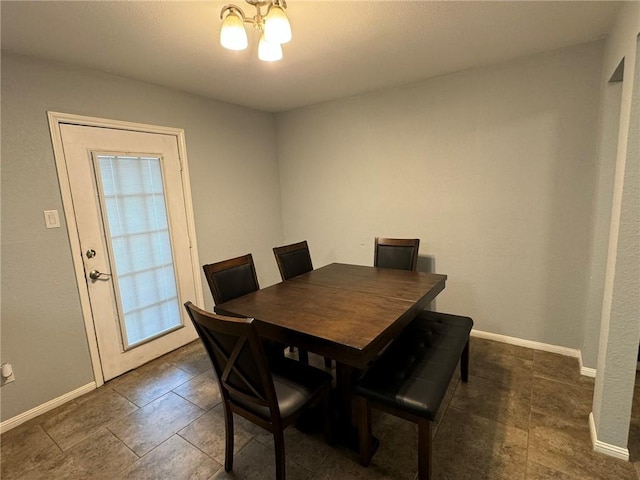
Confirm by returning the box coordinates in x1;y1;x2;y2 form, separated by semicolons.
589;412;630;460
471;329;597;377
471;329;582;358
579;353;598;378
0;382;96;434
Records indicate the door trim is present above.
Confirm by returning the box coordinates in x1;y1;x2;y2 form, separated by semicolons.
47;111;204;386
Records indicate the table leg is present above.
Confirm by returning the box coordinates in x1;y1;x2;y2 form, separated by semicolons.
334;362;379;456
335;362;355;426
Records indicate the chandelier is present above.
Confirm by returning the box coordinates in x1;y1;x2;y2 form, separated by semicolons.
219;0;292;62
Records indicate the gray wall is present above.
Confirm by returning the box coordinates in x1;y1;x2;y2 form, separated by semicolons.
1;31;632;436
276;42;604;349
0;53;284;422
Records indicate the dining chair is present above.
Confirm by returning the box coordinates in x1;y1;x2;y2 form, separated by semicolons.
202;253;260;305
273;240;314;280
375;237;436;334
203;253;285;360
184;302;333;480
374;237;421;271
273;241;332;368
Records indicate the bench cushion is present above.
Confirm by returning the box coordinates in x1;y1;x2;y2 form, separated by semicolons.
355;311;473;421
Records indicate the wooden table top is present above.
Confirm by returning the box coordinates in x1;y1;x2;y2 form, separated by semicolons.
215;263;447;369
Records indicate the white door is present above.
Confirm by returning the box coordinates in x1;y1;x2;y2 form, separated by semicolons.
58;122;199;381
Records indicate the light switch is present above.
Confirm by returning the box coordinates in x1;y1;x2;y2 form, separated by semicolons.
44;210;61;229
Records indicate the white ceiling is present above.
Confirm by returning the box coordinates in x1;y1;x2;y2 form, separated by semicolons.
1;1;621;112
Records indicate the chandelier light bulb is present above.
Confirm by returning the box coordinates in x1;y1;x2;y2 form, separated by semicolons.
264;5;292;44
219;1;291;60
220;11;248;50
258;34;283;62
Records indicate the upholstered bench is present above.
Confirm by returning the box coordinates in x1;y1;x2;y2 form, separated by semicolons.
354;311;473;480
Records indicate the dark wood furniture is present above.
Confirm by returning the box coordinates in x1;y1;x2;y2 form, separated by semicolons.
202;253;260;305
374;237;421;271
273;240;314;281
355;311;473;480
184;302;332;480
272;240;328;367
202;253;286;360
214;263;447;447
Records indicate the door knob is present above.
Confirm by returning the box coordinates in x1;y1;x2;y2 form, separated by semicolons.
89;270;111;280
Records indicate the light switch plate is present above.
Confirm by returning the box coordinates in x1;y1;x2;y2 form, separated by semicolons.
44;210;61;229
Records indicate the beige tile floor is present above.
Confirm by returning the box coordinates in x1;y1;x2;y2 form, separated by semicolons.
1;337;639;480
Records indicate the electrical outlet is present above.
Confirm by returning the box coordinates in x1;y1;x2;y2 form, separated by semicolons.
1;373;15;386
1;363;15;386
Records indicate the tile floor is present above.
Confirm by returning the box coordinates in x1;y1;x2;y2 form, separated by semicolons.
1;337;639;480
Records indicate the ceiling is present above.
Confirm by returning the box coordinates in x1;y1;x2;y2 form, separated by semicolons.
1;1;621;112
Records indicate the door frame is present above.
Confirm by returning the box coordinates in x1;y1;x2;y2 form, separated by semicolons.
48;111;204;387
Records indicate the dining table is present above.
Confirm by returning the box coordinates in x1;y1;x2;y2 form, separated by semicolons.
214;262;447;449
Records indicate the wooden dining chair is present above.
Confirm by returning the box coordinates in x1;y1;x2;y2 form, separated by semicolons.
202;253;260;305
273;240;314;280
273;241;312;363
374;237;421;271
184;302;333;480
203;253;286;360
273;241;332;368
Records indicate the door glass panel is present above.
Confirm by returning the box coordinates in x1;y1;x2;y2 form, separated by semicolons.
94;154;182;348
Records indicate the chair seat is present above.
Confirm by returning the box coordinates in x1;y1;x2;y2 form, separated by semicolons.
233;357;333;420
355;311;473;421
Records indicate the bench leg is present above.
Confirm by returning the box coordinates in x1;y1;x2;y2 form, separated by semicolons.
461;339;470;382
357;396;374;467
417;419;432;480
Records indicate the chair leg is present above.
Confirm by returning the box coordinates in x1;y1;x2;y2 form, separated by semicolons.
417;419;432;480
461;339;470;382
274;429;286;480
323;386;333;445
223;402;234;472
357;396;374;467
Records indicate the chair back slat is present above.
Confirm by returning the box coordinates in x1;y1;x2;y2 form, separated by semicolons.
220;336;267;402
374;237;420;271
203;254;259;305
273;241;313;280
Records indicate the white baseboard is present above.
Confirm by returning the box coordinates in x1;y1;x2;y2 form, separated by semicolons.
579;353;598;378
470;329;597;378
471;330;581;357
0;382;96;434
589;412;630;460
470;329;581;357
